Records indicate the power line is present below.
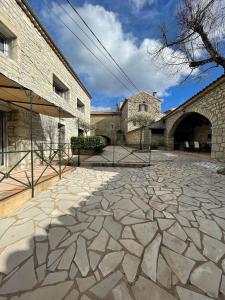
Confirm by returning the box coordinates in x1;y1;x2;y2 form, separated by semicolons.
55;0;131;87
49;6;135;94
65;0;140;93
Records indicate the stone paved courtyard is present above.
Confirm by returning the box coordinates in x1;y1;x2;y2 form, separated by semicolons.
0;152;225;299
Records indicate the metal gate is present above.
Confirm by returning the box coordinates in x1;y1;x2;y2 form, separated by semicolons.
79;145;151;167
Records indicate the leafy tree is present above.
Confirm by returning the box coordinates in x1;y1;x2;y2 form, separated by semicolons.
128;112;155;149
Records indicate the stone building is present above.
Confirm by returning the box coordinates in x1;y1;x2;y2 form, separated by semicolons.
91;91;163;146
0;0;91;169
91;76;225;160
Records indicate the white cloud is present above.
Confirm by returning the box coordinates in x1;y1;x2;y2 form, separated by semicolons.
131;0;156;11
91;106;115;112
43;3;190;101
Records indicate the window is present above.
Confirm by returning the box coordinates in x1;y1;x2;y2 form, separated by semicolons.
77;99;85;113
0;21;17;59
139;103;148;112
0;34;8;55
53;75;69;99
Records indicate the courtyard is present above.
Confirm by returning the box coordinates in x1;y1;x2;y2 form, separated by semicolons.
0;152;224;299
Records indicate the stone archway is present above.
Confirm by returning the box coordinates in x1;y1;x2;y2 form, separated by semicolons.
168;112;212;153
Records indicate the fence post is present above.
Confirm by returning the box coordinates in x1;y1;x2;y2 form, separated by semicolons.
58;108;62;179
78;148;80;166
28;90;34;197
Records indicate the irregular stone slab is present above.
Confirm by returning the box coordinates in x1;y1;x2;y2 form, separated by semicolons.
0;220;34;248
48;227;68;250
179;195;200;207
90;270;123;298
122;226;134;239
183;227;201;249
47;249;64;268
59;233;79;247
141;233;161;282
99;251;124;276
213;216;225;230
112;281;133;300
64;288;79;300
162;246;195;284
132;276;177;300
58;243;75;270
157;219;175;231
190;261;222;298
76;276;96;292
168;222;187;241
157;254;171;289
107;238;122;250
121;216;146;225
120;239;143;257
89;229;109;252
10;281;73;300
132;222;158;246
220;275;225;295
74;237;89;276
36;264;46;282
42;271;67;285
0;217;16;239
0;237;34;274
163;232;187;254
211;207;225;218
177;286;214;300
69;262;78;280
103;216;122;240
197;216;222;240
122;253;140;283
203;234;225;262
185;243;206;261
0;257;37;294
113;199;138;211
174;214;190;227
82;229;98;240
36;242;48;266
89;251;101;271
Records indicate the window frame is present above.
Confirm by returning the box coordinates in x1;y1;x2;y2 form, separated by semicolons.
53;75;69;100
77;98;85;113
139;103;148;112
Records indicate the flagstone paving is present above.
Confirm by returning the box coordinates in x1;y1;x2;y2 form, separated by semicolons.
0;153;225;299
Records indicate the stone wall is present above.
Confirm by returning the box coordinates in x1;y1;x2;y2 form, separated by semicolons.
164;76;225;160
124;92;162;133
0;0;91;167
91;113;122;144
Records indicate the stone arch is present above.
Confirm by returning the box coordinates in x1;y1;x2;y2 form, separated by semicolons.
99;135;111;144
167;111;212;152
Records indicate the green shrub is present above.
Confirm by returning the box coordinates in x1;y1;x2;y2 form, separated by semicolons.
71;136;107;153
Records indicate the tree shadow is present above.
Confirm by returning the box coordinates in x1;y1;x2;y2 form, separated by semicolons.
0;166;139;300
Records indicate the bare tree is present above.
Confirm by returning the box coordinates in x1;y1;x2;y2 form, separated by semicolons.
153;0;225;78
78;119;95;136
128;112;155;149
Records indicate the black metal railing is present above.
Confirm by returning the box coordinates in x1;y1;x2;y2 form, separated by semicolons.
0;143;75;201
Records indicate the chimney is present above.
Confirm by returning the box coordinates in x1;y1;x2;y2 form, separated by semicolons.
153;92;157;97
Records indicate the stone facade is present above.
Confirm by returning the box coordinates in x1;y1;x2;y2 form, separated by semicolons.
91;92;163;146
0;0;91;168
90;112;121;144
163;75;225;160
91;76;225;160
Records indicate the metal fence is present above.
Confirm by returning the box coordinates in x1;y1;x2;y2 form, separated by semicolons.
0;143;75;201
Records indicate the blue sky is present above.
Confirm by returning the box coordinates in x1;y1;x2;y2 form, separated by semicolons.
28;0;223;112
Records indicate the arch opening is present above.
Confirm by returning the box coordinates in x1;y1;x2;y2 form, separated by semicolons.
172;112;212;152
100;135;111;145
